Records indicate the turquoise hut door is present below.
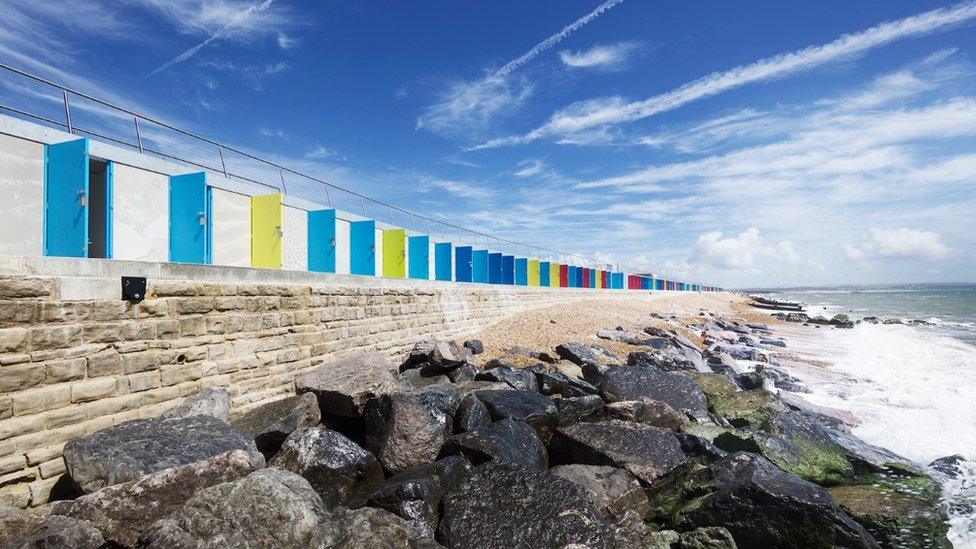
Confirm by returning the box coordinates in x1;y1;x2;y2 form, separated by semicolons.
44;139;89;257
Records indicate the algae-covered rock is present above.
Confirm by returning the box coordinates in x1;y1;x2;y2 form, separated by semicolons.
678;372;738;404
708;389;786;428
829;483;951;548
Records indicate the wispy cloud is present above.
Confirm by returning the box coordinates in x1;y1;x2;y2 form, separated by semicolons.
845;228;951;263
559;42;637;70
421;179;495;200
416;0;627;140
475;0;976;149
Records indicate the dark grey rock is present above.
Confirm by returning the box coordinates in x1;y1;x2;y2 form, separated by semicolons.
674;432;728;463
581;362;610;387
401;368;451;388
475;366;538;392
230;393;321;458
627;349;697;372
526;364;598;397
555;342;622;366
4;515;104;549
161;387;231;421
555;395;605;426
601;366;708;417
454;394;490;434
474;390;558;441
441;419;548;470
367;456;470;538
62;415;264;493
332;506;430;548
462;340;484;355
295;352;402;418
270;427;384;508
446;362;478;383
364;388;458;474
506;346;557;363
929;455;967;479
438;463;613;548
549;420;687;483
54;450;262;547
604;398;688;430
596;329;666;347
549;464;651;520
403;340;471;373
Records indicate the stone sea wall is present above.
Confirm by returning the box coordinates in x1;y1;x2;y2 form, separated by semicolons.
0;258;617;508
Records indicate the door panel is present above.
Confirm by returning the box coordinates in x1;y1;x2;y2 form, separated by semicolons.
44;139;89;257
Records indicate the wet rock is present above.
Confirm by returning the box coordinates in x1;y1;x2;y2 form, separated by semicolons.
138;468;343;547
600;366;708;417
63;415;264;493
438;462;613;548
550;464;651;520
755;364;809;393
401;340;471;373
0;506;48;543
675;527;738;548
604;398;688;430
708;389;787;429
929;454;967;478
506;346;557;363
161;387;231;421
761;338;787;348
54;450;261;547
400;368;451;388
270;427;384;508
549;420;687;483
445;362;478;383
363;388;458;474
663;452;878;548
785;312;810;323
829;484;951;548
4;515;104;549
732;371;765;391
830;314;855;329
475;365;538;392
462;339;484;355
295;352;402;418
526;363;598;397
368;456;471;538
555;395;605;426
553;360;584;380
627;349;697;372
596;329;665;347
230;392;321;458
678;372;738;406
333;506;429;548
441;419;548;470
674;431;729;463
474;390;558;441
555;342;623;366
808;315;831;326
454;394;490;433
581;362;610;386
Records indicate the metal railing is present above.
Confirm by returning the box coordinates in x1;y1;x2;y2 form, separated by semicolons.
0;60;698;282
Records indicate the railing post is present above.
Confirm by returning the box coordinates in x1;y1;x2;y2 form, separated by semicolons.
218;146;228;177
359;197;367;218
387;206;394;225
324;184;333;207
62;90;73;134
278;168;288;195
134;117;144;153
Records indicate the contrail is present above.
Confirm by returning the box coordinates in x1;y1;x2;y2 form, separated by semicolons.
493;0;626;78
148;0;276;77
476;0;976;148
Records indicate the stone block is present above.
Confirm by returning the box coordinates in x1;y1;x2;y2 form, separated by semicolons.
29;325;82;351
46;357;86;383
87;349;123;377
90;300;128;322
70;378;118;403
0;483;30;508
0;277;54;299
37;302;91;323
0;363;44;392
0;453;26;475
0;327;29;353
39;458;65;479
176;297;215;315
12;385;71;416
0;414;45;441
0;300;37;324
122;351;159;374
126;371;161;393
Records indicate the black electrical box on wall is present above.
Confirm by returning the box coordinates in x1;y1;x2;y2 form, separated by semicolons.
121;276;147;302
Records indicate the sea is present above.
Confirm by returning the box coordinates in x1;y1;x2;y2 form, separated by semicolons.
752;284;976;548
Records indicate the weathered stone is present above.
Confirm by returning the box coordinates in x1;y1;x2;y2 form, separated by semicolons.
138;468;344;547
270;427;384;508
555;394;605;426
526;363;598;397
0;506;48;544
627;349;698;372
550;464;651;520
161;387;231;421
581;361;610;386
453;394;490;434
601;366;708;417
367;456;470;538
829;484;951;549
555;342;622;366
364;388;457;474
473;364;537;392
604;398;688;430
442;419;548;470
401;340;470;373
663;452;879;549
54;449;261;547
400;368;451;388
3;515;104;548
295;352;402;418
62;415;264;493
439;462;613;548
708;389;787;429
462;339;484;355
230;392;321;457
332;506;428;548
550;421;687;483
445;362;478;383
474;389;558;441
0;328;28;354
505;346;557;363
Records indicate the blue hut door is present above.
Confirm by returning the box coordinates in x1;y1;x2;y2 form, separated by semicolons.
44;139;89;257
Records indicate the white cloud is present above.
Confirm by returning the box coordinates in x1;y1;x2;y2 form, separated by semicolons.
847;228;951;262
475;1;976;148
514;159;549;178
559;42;637;70
421;180;494;200
305;145;344;161
690;228;763;270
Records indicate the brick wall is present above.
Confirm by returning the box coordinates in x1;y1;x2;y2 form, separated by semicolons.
0;266;626;508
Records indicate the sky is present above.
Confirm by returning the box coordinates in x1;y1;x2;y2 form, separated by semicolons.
0;0;974;288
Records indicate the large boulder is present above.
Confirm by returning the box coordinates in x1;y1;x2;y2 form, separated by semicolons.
367;456;470;538
474;390;558;441
62;415;264;493
550;421;687;483
550;464;651;520
363;387;458;474
401;340;470;373
600;366;708;417
627;349;698;372
555;395;605;426
138;468;344;547
527;364;598;397
230;393;321;458
295;352;403;418
475;365;538;392
462;339;484;355
54;450;262;547
453;394;490;433
331;506;429;548
441;419;548;470
708;389;788;429
555;342;622;367
828;482;951;548
3;515;104;549
0;507;48;544
161;387;231;421
438;463;614;548
269;427;384;508
604;398;688;430
662;452;879;549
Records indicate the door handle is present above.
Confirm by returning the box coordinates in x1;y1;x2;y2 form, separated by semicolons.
197;211;207;226
77;189;87;207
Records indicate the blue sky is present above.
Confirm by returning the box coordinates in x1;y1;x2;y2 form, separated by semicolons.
1;0;975;287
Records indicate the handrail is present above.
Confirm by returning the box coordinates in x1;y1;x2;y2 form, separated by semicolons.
0;60;704;284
